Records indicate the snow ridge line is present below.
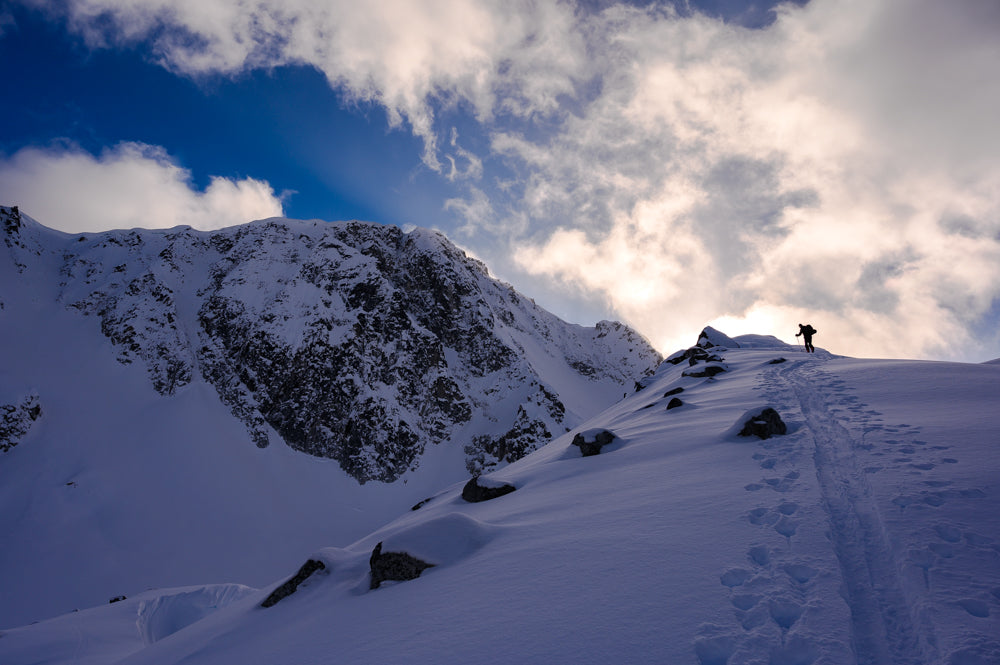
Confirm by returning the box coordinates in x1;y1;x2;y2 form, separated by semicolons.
785;362;937;665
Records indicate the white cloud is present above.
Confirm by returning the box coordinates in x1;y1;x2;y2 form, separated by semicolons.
502;0;1000;360
444;186;493;236
0;142;284;232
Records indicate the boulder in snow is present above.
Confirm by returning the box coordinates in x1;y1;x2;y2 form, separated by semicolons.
694;354;723;366
261;559;326;608
666;397;684;410
666;347;707;366
665;327;738;366
683;364;727;378
666;346;723;367
571;428;616;457
411;497;433;511
369;542;434;589
739;408;787;440
461;476;517;503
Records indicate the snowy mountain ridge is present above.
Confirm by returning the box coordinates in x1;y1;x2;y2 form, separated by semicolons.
1;204;660;482
3;330;998;664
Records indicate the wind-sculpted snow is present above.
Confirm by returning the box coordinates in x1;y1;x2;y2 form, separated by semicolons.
135;584;256;645
1;207;660;482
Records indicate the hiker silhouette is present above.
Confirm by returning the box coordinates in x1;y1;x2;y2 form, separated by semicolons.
796;324;816;353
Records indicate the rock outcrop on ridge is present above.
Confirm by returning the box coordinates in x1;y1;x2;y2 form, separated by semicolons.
1;206;661;482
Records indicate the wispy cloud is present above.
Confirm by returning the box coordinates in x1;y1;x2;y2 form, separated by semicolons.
0;142;284;232
23;0;587;171
14;0;1000;360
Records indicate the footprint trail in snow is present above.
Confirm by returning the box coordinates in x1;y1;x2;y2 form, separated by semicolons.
703;353;1000;665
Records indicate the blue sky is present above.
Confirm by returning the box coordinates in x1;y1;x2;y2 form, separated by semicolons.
0;6;446;225
1;0;998;361
0;0;800;225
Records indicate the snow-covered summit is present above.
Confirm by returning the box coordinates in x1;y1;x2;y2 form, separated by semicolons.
696;326;796;351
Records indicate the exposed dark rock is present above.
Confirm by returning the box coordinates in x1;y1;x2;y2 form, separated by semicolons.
70;270;194;396
666;397;684;410
411;497;433;511
1;394;42;454
667;347;707;365
2;205;24;251
108;595;127;604
664;351;685;365
261;559;327;608
571;429;616;457
461;476;517;503
464;402;553;476
739;408;788;440
768;358;787;364
663;387;684;397
667;327;738;366
569;360;597;376
683;364;727;378
369;542;434;589
192;235;655;480
668;346;724;367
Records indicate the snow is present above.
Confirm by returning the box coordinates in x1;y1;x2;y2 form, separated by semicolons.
3;339;998;665
135;584;256;646
699;325;740;348
0;279;466;628
1;208;658;628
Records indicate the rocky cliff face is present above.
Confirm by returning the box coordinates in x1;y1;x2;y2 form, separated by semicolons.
1;206;661;482
0;392;41;454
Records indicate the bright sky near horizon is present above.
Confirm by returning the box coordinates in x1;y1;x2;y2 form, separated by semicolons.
1;0;998;362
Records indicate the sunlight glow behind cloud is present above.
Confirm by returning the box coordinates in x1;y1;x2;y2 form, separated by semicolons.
14;0;1000;361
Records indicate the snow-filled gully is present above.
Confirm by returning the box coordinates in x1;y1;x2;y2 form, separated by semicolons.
784;361;936;665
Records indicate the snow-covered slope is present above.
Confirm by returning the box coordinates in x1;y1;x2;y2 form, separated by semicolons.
0;205;659;628
4;332;997;665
